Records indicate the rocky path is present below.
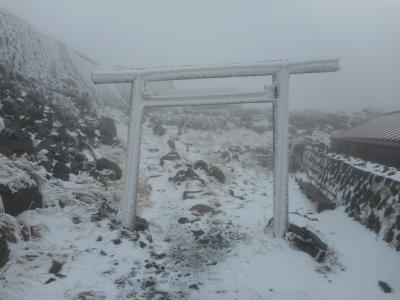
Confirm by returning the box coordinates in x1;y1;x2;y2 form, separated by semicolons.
2;124;400;300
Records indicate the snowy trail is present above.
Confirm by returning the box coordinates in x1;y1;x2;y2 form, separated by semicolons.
2;124;400;299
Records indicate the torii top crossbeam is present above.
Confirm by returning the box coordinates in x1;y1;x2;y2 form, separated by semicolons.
92;58;339;83
91;58;340;238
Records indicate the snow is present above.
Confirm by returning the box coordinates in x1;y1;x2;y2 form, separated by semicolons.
92;57;340;84
0;116;5;132
328;152;400;181
1;119;399;299
0;155;37;193
0;7;125;111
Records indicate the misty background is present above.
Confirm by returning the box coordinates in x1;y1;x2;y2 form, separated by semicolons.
1;0;399;111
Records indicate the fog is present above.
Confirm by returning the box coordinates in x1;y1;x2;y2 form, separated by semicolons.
1;0;399;111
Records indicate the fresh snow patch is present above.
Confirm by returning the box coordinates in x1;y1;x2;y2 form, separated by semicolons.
1;121;399;300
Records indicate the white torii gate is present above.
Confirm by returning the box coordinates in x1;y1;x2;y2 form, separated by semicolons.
92;58;340;238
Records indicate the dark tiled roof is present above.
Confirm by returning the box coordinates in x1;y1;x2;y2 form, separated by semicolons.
333;111;400;144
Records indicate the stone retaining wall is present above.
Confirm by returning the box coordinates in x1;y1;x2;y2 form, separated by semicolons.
303;148;400;251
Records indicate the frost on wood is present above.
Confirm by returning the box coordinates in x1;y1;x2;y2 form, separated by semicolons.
92;58;340;84
92;58;340;235
273;70;290;238
121;79;144;228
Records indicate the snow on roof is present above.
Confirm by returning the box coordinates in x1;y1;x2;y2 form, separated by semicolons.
332;111;400;145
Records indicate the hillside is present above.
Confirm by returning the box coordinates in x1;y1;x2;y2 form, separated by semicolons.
0;7;125;111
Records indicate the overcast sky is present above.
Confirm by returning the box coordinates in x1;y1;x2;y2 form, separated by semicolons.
1;0;399;112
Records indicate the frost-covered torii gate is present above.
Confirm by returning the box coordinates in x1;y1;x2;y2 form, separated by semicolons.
92;58;340;238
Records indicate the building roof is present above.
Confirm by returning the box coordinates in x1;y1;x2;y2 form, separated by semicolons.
332;111;400;146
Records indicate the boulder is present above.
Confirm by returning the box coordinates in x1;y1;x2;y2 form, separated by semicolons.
0;214;20;268
0;185;42;216
193;160;208;172
183;191;202;200
171;168;200;185
49;260;64;274
207;165;225;184
0;128;34;157
0;234;9;268
0;157;42;215
97;117;117;145
134;215;148;231
0;155;42;216
95;158;122;181
152;124;166;136
167;139;176;150
160;151;181;166
53;162;71;181
378;281;392;293
73;291;107;300
190;204;215;215
287;224;328;263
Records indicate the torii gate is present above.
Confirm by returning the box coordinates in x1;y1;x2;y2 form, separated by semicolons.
92;58;340;238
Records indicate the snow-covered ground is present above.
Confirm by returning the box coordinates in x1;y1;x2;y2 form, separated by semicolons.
1;122;399;300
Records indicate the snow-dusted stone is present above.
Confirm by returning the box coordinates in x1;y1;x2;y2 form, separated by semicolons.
0;155;42;215
0;233;9;268
193;160;208;172
0;214;20;268
160;151;181;166
152;124;166;136
49;260;64;274
287;224;328;263
97;117;117;145
0;128;35;157
378;281;392;293
53;162;71;181
190;204;215;215
170;168;201;185
167;139;176;150
207;165;225;184
134;215;149;231
183;191;202;200
73;291;106;300
95;158;122;181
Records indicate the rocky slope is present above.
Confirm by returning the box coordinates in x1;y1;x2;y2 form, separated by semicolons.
0;6;126;265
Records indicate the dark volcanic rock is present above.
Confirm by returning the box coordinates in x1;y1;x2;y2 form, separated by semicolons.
0;234;10;268
378;281;392;293
112;238;122;245
135;215;149;231
193;160;208;172
287;224;328;263
190;204;215;215
167;139;176;150
153;124;166;136
192;230;205;239
171;168;201;185
98;117;117;145
183;191;202;200
0;215;20;268
95;158;122;181
0;184;42;216
178;217;190;224
49;260;63;274
207;165;225;184
53;162;71;181
160;151;181;166
143;280;156;289
45;278;57;284
0;129;35;157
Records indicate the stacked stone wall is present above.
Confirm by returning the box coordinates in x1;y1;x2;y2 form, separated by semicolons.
303;148;400;251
